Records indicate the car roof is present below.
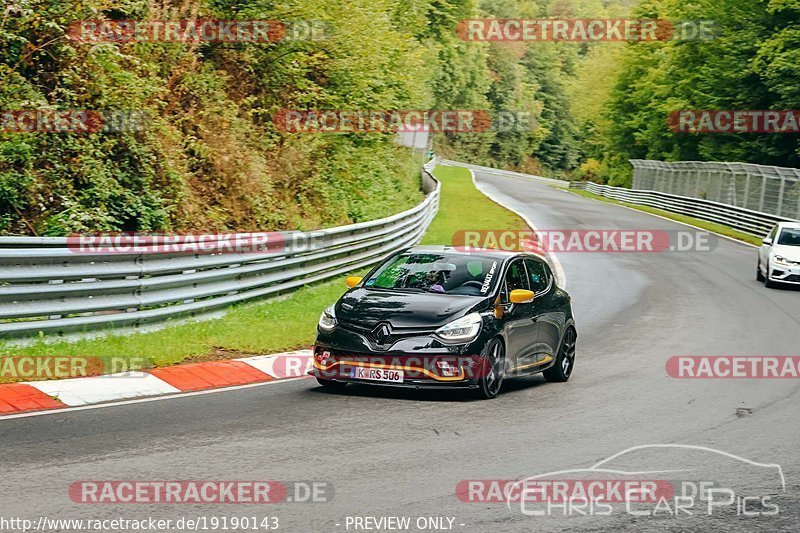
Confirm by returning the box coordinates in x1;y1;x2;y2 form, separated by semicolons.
403;245;531;261
777;222;800;230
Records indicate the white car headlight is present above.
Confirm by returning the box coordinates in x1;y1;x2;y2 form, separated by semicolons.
318;304;337;332
435;312;483;344
773;255;790;266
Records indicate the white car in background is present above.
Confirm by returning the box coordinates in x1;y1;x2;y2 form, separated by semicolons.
758;222;800;288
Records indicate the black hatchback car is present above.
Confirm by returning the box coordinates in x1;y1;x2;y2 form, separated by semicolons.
310;246;576;399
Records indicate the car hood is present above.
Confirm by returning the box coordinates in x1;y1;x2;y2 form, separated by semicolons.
772;244;800;261
336;288;487;329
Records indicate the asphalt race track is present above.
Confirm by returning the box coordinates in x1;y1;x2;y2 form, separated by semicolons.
2;171;799;532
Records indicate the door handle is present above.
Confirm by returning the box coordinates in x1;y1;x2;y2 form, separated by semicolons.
531;316;539;323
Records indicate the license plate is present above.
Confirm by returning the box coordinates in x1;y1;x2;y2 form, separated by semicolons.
350;367;404;383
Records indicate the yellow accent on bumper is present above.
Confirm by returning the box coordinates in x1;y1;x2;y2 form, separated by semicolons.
314;359;467;382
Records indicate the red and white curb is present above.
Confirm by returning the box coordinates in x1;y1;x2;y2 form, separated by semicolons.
0;350;313;418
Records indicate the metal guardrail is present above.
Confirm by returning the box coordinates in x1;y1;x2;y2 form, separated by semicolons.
439;160;570;189
631;159;800;220
570;181;796;237
0;164;440;340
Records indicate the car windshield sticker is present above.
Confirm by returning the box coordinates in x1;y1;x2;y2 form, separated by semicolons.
467;260;483;277
481;261;498;294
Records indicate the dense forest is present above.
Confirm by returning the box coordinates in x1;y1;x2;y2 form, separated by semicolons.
1;0;798;235
582;0;800;186
437;0;800;186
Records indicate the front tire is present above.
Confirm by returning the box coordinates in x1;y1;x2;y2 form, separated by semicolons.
764;264;779;288
474;338;505;400
756;261;765;282
544;328;576;383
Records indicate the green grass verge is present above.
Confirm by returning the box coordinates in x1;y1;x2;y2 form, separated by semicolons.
0;165;527;381
420;165;526;245
567;188;763;247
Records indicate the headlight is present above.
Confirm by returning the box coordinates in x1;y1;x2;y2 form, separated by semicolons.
318;304;337;332
435;312;483;344
773;255;790;266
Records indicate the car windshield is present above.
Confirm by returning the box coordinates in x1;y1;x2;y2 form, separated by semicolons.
364;253;500;296
777;228;800;246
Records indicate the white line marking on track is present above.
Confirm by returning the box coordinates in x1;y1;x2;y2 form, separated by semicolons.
469;169;568;288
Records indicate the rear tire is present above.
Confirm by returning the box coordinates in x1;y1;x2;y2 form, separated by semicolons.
316;378;348;391
474;339;505;400
544;328;576;383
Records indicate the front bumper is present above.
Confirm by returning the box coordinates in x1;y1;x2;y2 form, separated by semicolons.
309;347;486;388
770;263;800;284
311;316;496;388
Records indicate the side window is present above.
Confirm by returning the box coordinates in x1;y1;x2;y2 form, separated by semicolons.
768;226;778;242
525;259;550;293
501;260;530;302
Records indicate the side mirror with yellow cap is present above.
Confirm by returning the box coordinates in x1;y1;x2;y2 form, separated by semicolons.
345;276;363;289
509;289;535;304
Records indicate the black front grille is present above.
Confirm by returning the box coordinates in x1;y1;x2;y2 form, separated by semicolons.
784;274;800;283
337;319;434;346
371;331;425;346
336;318;376;336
